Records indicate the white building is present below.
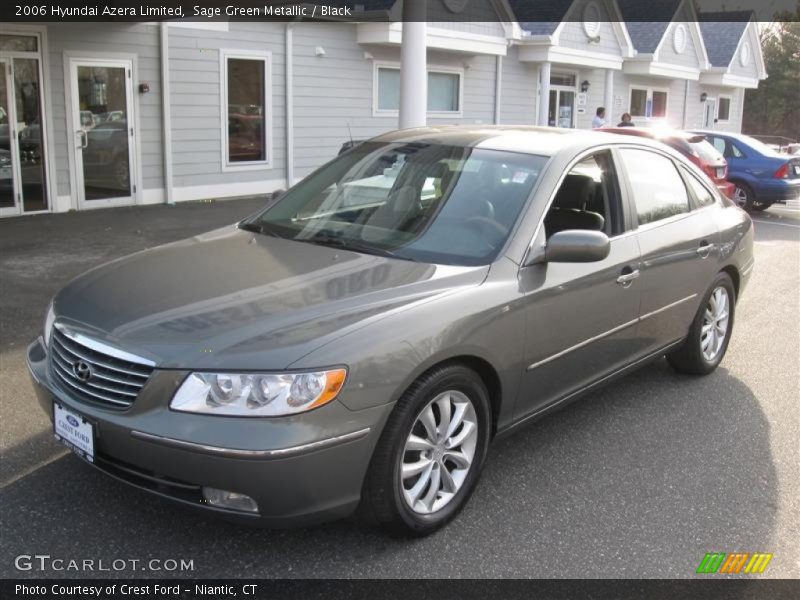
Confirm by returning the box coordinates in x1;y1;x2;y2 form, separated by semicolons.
0;0;766;218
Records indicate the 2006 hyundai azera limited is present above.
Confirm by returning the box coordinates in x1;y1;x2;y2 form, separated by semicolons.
28;126;754;536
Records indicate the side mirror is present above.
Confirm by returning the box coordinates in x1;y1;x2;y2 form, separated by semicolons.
543;230;610;263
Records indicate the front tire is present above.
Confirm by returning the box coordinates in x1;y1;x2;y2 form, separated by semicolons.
360;364;491;537
667;272;735;375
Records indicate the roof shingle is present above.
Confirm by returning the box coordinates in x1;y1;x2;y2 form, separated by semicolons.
698;12;752;67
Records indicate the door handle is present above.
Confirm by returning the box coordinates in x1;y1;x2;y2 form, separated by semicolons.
77;130;88;149
616;269;640;286
696;242;715;258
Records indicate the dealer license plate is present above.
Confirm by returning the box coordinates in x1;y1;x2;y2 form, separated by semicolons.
54;403;95;462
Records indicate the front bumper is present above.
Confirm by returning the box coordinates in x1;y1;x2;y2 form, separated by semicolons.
27;337;392;526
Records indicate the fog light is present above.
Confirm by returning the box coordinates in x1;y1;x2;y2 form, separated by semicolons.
202;487;259;513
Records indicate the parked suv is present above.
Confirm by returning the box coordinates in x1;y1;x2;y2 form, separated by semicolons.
603;128;734;199
690;131;800;211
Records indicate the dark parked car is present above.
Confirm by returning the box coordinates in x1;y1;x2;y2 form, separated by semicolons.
603;127;735;199
28;126;754;536
690;130;800;211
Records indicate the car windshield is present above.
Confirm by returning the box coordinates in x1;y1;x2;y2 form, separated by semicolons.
246;141;547;266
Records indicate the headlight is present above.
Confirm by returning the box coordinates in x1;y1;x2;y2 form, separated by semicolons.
170;368;347;417
43;301;56;347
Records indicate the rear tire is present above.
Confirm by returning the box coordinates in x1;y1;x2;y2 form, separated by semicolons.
360;364;491;537
667;272;735;375
732;183;755;212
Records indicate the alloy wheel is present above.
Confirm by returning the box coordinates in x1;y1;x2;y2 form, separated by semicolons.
701;286;730;361
733;186;748;208
400;390;478;515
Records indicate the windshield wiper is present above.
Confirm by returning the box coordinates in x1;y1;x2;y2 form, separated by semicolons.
238;221;263;234
238;221;287;239
307;234;409;260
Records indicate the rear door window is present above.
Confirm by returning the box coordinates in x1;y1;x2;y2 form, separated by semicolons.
683;170;717;208
619;149;690;226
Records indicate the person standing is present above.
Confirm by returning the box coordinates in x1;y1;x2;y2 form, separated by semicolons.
592;107;607;129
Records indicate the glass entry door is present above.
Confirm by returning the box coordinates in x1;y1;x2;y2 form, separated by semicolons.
703;98;717;129
69;59;135;208
0;59;16;215
0;54;48;216
548;89;576;128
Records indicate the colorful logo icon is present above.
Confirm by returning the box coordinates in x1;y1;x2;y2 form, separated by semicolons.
696;552;773;574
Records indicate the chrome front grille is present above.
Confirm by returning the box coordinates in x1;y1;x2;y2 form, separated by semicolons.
49;327;154;409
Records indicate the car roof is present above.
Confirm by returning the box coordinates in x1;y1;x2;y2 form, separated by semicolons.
369;125;669;157
602;127;703;143
689;129;746;141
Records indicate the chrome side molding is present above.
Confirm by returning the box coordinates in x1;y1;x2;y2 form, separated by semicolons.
527;294;697;371
130;427;371;460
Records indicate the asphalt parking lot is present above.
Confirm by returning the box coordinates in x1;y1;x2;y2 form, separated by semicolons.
1;199;798;578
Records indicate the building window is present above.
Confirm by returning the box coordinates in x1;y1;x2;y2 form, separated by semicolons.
582;2;601;37
0;34;38;52
629;87;668;119
375;65;462;115
673;24;687;54
221;50;272;169
740;42;751;67
717;96;732;122
428;71;460;112
550;72;576;87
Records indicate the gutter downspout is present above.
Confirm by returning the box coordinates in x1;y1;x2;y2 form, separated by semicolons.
682;79;689;129
285;22;294;187
160;23;174;205
494;55;503;124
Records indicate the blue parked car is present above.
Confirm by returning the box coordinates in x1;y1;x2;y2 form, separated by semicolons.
691;131;800;211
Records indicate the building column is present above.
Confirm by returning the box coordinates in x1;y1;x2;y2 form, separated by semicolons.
538;62;551;126
604;69;614;123
399;0;427;129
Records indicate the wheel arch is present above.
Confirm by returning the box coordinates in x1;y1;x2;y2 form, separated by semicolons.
404;354;504;438
720;265;741;300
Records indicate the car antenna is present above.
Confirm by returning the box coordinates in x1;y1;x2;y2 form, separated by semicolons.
346;121;354;146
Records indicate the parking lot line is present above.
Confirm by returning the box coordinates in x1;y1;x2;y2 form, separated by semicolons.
0;449;68;490
752;219;800;229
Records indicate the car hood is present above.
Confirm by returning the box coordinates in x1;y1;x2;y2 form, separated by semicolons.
53;226;488;369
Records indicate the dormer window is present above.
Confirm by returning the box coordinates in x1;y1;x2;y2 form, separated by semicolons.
673;24;687;54
582;2;601;37
740;42;751;67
